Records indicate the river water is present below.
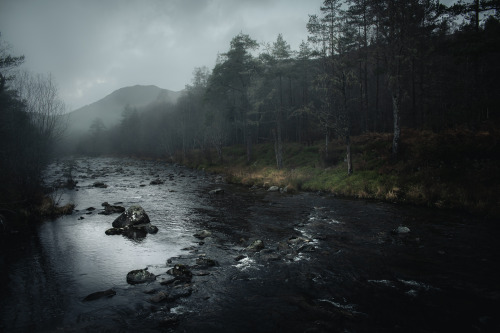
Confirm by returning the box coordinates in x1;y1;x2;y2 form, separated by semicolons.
0;157;498;332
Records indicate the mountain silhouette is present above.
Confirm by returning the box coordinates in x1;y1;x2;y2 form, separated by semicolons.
66;85;181;134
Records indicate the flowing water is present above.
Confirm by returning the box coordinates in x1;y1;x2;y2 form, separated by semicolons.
0;157;498;332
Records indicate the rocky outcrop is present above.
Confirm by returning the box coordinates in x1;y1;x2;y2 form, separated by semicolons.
126;268;156;284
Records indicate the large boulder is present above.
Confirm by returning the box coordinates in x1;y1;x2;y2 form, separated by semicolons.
106;206;158;238
112;205;151;228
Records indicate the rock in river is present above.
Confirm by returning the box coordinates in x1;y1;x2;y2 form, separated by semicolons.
195;257;219;268
149;291;168;303
167;264;192;282
194;230;212;239
100;202;125;215
105;227;123;235
392;226;411;234
246;239;265;252
150;178;164;185
82;289;116;301
209;188;224;195
126;268;156;285
112;205;150;228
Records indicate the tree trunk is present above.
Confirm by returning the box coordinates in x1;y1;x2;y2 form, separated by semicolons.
273;127;283;170
346;134;353;175
246;131;252;163
324;125;329;160
392;92;401;159
375;51;380;132
276;75;284;169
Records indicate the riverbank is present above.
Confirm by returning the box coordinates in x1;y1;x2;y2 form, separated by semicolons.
2;156;498;332
182;129;500;218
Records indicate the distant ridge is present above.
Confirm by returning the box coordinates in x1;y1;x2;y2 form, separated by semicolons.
66;85;182;134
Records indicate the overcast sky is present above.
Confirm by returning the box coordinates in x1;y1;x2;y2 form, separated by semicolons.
0;0;327;110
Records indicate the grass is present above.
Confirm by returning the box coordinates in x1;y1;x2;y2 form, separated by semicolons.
182;128;500;218
36;195;75;218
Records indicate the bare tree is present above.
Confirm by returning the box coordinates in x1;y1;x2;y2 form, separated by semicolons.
13;71;67;142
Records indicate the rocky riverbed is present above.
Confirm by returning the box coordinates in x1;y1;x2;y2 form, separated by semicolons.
0;157;499;332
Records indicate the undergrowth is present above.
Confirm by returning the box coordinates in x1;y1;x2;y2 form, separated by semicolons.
182;129;500;218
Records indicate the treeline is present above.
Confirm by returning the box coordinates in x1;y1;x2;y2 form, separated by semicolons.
78;0;500;172
0;35;66;210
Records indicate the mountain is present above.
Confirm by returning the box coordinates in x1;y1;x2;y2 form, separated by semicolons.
66;85;182;134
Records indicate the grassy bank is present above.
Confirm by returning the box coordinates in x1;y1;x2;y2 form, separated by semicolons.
183;129;500;218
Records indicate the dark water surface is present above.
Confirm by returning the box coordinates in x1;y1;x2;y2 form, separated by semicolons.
1;157;498;332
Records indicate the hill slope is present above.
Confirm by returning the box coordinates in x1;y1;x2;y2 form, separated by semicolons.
66;85;181;134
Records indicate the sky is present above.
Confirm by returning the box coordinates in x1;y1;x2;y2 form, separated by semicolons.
0;0;325;111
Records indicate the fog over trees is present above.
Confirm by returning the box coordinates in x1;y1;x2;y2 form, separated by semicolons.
73;0;499;172
1;34;67;205
2;0;499;212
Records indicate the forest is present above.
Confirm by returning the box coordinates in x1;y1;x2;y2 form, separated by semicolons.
2;0;500;222
0;34;67;222
74;0;500;215
76;0;499;160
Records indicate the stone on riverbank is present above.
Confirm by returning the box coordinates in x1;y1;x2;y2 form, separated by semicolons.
126;268;156;285
268;186;280;192
149;291;168;303
167;264;192;282
195;257;219;268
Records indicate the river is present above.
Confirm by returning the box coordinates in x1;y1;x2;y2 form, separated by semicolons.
0;157;498;332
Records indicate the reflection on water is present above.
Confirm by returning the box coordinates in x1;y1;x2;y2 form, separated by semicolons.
1;157;499;332
0;157;210;331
